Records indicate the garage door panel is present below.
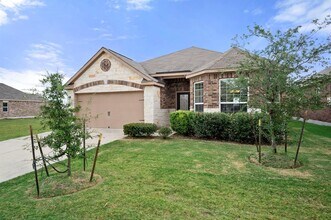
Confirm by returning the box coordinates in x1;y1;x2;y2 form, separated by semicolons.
77;92;144;128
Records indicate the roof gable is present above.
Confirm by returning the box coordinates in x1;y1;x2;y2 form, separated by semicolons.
65;47;157;86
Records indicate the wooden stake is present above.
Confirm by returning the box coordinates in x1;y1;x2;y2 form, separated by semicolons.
83;119;86;171
258;119;262;163
284;122;288;153
35;134;49;177
294;118;306;166
29;125;39;197
90;134;102;182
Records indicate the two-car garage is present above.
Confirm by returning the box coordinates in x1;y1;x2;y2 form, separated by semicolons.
76;91;144;129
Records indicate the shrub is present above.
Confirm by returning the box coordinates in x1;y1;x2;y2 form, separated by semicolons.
158;127;172;139
228;113;255;143
193;113;231;140
123;123;157;137
170;110;274;144
170;111;195;135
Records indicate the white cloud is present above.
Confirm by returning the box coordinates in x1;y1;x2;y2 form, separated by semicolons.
0;42;72;92
106;0;153;11
0;9;8;25
25;42;68;71
0;0;44;25
273;0;331;33
0;67;45;91
127;0;153;10
244;8;263;16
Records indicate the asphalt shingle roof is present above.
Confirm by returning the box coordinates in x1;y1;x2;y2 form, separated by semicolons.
140;47;223;74
0;83;42;101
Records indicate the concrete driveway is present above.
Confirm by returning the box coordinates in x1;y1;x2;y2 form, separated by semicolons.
0;129;124;183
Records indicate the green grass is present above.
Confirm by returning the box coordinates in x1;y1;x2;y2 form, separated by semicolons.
0;121;330;219
0;118;47;141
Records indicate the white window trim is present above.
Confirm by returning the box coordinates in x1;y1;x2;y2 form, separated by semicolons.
219;78;248;112
3;101;8;112
194;81;204;112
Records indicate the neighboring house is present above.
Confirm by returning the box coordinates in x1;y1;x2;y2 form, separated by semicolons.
0;83;43;119
65;46;248;128
305;67;331;122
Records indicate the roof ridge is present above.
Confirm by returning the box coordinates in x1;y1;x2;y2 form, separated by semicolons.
190;46;223;54
106;48;134;61
140;46;222;64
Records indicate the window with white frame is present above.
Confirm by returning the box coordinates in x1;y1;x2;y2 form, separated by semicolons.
219;78;248;113
2;101;8;112
194;82;204;112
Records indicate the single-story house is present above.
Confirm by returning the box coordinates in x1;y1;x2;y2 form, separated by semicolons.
64;46;250;128
0;83;43;119
305;67;331;122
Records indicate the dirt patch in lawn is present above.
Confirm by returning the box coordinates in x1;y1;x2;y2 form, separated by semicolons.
27;171;102;199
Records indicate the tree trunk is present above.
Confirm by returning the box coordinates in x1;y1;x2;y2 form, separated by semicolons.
67;153;71;176
269;113;277;154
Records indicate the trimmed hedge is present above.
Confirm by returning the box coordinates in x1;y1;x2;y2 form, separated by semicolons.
158;127;172;139
169;110;195;136
170;111;268;144
123;123;157;137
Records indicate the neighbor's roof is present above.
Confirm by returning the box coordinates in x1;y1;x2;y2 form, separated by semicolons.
317;66;331;76
0;83;42;101
140;46;223;74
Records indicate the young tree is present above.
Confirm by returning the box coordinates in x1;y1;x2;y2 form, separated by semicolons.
40;73;83;176
233;16;331;153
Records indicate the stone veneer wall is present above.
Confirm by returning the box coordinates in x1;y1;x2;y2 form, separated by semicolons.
160;78;190;109
0;100;42;118
189;72;236;111
144;86;174;126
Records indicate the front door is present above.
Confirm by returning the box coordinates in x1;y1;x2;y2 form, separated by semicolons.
177;92;190;110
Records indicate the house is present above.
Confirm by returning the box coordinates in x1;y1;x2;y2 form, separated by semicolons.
65;46;248;128
305;67;331;122
0;83;43;119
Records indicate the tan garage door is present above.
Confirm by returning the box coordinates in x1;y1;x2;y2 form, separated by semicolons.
76;92;144;129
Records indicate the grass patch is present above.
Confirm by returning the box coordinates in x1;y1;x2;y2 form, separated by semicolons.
249;152;301;168
0;121;330;219
27;171;102;199
0;118;48;141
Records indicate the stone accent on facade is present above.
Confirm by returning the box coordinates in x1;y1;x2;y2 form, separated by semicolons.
189;72;236;111
74;79;143;93
74;52;144;88
144;86;174;126
74;80;105;92
107;80;143;89
0;100;42;118
204;108;220;113
160;78;190;109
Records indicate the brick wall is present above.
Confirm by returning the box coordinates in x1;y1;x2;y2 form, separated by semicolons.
306;108;331;122
0;100;43;118
306;83;331;122
189;72;236;110
160;78;190;109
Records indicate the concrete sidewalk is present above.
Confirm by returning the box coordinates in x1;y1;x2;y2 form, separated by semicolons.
0;129;124;183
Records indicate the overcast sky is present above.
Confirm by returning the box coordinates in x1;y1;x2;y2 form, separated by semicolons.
0;0;330;92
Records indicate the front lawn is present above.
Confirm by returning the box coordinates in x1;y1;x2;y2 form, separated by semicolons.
0;122;330;219
0;118;47;141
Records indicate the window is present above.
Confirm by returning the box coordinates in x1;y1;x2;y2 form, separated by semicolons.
220;78;248;113
3;102;8;112
194;82;204;112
